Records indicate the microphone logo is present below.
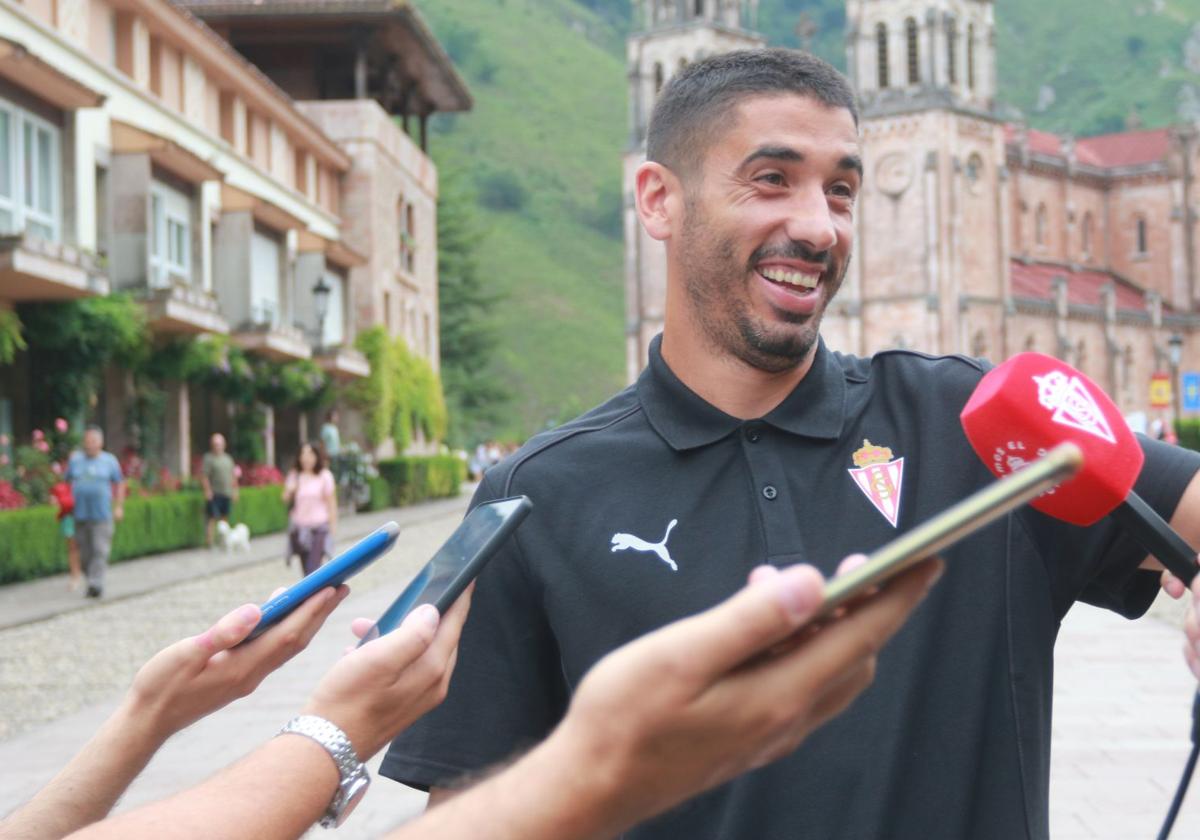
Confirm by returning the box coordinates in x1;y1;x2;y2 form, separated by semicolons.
1033;370;1117;445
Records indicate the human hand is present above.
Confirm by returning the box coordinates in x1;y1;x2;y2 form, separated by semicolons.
124;585;349;742
1184;574;1200;680
113;506;124;522
1161;560;1199;600
544;557;942;829
301;588;474;760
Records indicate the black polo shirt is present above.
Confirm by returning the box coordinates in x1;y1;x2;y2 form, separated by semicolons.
382;335;1200;840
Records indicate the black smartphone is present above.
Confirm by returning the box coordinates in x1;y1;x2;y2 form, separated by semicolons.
357;495;533;646
815;442;1083;619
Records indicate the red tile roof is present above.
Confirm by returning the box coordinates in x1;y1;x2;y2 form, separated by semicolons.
1010;260;1154;312
1005;124;1172;169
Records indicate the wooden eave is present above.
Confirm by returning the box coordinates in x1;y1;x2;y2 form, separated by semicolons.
112;120;222;183
0;37;104;110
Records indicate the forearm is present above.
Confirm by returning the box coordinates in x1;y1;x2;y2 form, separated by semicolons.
67;735;338;840
384;730;627;840
113;484;126;508
0;701;167;840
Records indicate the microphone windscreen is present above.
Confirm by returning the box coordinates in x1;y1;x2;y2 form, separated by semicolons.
960;352;1142;526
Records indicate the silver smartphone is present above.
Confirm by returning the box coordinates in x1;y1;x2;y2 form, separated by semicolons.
815;442;1083;619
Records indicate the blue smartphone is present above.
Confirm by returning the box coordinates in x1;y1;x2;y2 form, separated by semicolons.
243;521;401;643
357;496;532;646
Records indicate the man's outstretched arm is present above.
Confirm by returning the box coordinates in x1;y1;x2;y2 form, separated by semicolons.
391;557;942;840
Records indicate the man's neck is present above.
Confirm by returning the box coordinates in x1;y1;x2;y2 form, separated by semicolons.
660;326;816;420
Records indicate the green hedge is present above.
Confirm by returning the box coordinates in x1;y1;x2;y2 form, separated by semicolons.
1176;418;1200;452
0;485;289;584
364;476;392;512
375;455;466;507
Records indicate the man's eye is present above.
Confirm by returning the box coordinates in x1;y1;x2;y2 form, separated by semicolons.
757;173;786;186
830;183;855;198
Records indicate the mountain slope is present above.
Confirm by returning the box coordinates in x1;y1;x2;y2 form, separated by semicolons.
424;0;1200;440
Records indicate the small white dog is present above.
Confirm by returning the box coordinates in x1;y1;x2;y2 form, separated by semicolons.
215;520;251;554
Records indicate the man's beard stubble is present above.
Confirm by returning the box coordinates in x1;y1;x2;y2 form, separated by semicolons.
677;205;848;375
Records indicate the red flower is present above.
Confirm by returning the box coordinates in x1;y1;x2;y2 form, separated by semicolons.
54;417;68;433
31;429;44;441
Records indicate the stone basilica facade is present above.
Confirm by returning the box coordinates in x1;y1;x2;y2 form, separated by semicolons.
623;0;1200;420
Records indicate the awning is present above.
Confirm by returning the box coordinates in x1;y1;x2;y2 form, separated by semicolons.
221;182;305;232
0;38;104;110
112;120;222;183
296;229;367;268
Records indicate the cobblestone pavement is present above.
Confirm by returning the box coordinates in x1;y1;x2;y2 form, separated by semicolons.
2;505;1200;837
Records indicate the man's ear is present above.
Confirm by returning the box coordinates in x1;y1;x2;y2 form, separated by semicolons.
635;161;683;242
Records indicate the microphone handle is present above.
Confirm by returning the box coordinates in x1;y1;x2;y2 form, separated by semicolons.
1109;493;1199;585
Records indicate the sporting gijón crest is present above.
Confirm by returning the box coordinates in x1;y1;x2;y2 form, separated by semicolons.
848;439;904;527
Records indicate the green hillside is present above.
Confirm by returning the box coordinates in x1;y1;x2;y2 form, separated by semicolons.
425;0;1200;441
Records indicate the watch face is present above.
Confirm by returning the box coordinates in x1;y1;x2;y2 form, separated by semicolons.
335;777;370;827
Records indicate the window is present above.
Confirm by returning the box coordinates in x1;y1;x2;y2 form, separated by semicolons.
693;0;703;17
946;20;958;86
149;180;191;287
0;100;60;241
965;153;983;191
654;62;664;94
967;24;976;90
876;24;890;89
405;203;415;273
250;230;282;325
905;18;919;85
1135;215;1148;255
1082;211;1094;258
321;270;345;348
1035;203;1047;246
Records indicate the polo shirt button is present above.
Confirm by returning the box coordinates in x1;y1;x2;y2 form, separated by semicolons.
762;485;777;500
744;424;761;443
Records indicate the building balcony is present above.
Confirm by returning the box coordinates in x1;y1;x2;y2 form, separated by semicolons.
141;279;229;335
315;344;370;379
0;233;109;301
232;317;312;361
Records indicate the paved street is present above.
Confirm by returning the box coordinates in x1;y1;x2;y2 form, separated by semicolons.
1;499;1199;838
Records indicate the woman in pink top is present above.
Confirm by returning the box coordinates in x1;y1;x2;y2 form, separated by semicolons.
282;443;337;576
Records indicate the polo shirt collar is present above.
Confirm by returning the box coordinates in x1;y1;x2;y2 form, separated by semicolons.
637;334;847;451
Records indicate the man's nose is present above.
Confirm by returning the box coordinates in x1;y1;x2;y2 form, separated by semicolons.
782;188;838;255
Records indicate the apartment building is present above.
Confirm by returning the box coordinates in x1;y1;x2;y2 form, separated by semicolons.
0;0;468;471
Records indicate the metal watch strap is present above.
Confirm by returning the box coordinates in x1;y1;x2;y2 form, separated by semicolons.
278;714;369;828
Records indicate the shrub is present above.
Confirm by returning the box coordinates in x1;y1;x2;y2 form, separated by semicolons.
376;455;465;506
364;476;392;512
1176;418;1200;452
0;484;289;584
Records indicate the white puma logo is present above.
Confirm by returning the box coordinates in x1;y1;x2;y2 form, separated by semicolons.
610;519;679;572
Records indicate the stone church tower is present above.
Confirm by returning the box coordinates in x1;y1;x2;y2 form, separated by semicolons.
826;0;1008;358
622;0;766;383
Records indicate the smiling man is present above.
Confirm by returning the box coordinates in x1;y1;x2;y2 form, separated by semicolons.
382;50;1200;839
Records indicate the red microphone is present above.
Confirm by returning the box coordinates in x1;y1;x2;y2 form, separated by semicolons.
960;352;1198;585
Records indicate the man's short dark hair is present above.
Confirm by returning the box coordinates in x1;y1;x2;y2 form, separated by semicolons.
646;48;859;179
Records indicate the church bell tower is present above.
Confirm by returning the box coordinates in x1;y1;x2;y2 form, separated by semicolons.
829;0;1009;359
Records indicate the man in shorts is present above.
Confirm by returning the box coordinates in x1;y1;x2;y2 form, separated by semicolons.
201;433;238;548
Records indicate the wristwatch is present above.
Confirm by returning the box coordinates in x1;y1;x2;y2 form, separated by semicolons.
278;715;370;828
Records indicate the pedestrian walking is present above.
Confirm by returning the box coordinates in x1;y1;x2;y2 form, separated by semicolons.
282;442;337;576
200;433;238;548
64;426;124;598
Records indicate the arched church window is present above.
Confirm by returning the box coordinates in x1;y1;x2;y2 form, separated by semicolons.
1082;211;1094;258
905;18;919;85
1135;215;1148;254
946;20;958;86
654;62;664;93
967;24;976;90
965;153;983;187
1035;203;1048;246
694;0;703;17
876;23;890;89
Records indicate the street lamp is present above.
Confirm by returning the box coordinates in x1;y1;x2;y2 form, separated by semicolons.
1169;332;1184;437
312;276;331;355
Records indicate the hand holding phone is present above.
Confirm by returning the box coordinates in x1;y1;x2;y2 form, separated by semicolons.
357;496;533;646
815;442;1083;619
243;522;401;643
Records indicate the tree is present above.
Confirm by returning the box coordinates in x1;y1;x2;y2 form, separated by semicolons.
437;169;510;447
